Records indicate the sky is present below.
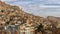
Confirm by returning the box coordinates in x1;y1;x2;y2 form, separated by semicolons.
1;0;60;17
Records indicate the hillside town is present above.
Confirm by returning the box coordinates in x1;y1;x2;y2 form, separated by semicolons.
0;1;60;34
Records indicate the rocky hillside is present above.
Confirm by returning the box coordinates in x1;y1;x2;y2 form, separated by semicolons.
0;1;46;26
0;1;60;29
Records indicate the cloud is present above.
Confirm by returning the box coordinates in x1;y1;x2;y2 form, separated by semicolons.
41;0;60;4
1;0;60;17
40;12;60;17
1;0;19;2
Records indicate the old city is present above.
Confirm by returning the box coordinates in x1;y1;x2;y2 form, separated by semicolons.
0;1;60;34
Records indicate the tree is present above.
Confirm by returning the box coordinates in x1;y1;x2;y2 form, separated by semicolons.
37;23;44;33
